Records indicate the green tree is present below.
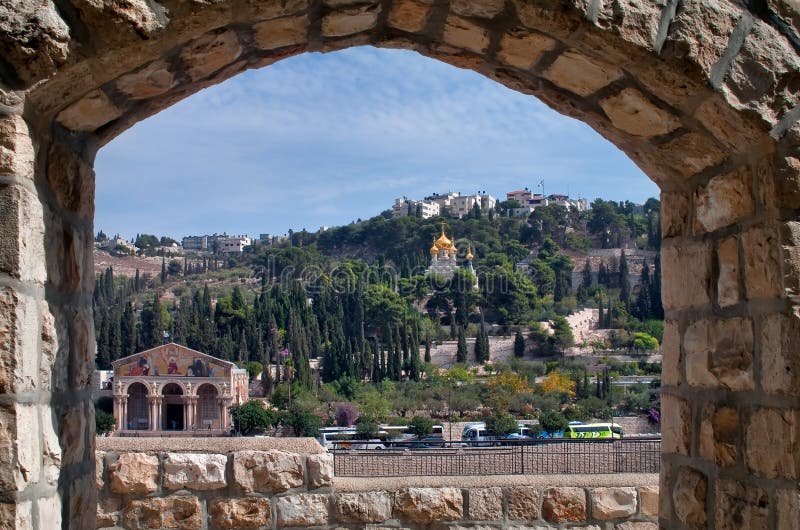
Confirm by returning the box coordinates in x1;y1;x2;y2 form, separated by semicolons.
514;329;525;358
487;411;518;437
539;410;568;436
95;409;116;435
230;401;277;435
409;415;434;437
456;326;468;363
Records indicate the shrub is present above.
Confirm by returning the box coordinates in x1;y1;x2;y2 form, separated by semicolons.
335;403;359;427
409;415;434;437
486;411;518;437
282;408;321;437
539;410;567;436
230;400;277;435
355;418;380;439
96;409;116;435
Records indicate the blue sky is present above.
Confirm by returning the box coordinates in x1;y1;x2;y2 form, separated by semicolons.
95;46;658;241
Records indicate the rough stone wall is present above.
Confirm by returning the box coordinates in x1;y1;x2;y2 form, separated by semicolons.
96;448;657;529
0;0;799;527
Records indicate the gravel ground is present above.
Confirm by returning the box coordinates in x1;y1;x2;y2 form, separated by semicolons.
96;436;325;453
334;472;658;491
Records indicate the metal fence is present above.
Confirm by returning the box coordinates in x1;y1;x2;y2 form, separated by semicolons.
332;438;660;477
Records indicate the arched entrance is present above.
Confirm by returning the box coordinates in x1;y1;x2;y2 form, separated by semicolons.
197;384;221;431
161;383;185;431
2;0;800;527
126;383;150;430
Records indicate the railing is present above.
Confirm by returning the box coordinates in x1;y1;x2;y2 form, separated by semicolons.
332;437;660;477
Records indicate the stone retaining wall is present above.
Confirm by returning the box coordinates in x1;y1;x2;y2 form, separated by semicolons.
96;449;658;529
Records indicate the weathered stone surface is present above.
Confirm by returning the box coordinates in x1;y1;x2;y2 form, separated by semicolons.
181;29;242;81
661;320;681;386
0;0;70;85
699;405;739;467
746;408;799;479
615;523;658;530
658;131;728;178
717;236;740;307
70;0;168;46
36;494;61;529
253;16;309;49
59;402;85;467
543;51;622;96
95;451;105;491
661;394;689;455
660;191;689;238
496;30;555;70
759;313;800;396
97;497;121;529
507;486;540;520
307;453;333;489
542;487;586;523
394;487;463;523
122;496;202;530
511;0;581;37
467;487;503;520
0;288;39;395
276;494;330;527
694;94;764;150
714;479;769;530
590;487;637;520
0;185;48;284
661;239;711;311
322;5;380;36
775;487;800;530
208;497;271;529
388;0;432;32
694;167;754;233
741;225;781;299
163;453;227;491
600;88;681;137
672;467;707;528
442;16;490;54
108;453;159;494
68;473;96;530
683;317;754;390
233;450;304;493
335;491;393;523
56;90;121;132
0;115;34;179
450;0;504;18
639;485;658;516
47;140;95;219
115;60;176;99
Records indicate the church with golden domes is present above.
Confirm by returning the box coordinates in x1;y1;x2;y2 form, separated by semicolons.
426;223;479;289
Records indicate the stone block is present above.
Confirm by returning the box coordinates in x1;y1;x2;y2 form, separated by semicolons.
775;487;800;530
777;156;800;209
467;487;503;520
658;131;727;178
307;452;333;489
661;394;689;455
615;523;658;530
741;225;782;300
600;88;681;137
163;452;227;491
14;404;41;489
759;313;800;396
506;486;540;520
661;239;711;311
56;90;122;132
0;184;46;283
208;497;271;529
590;487;637;520
35;494;61;530
181;29;242;81
511;0;581;38
442;16;490;54
683;317;754;390
95;451;105;491
699;405;739;467
694;167;754;234
0;0;69;85
334;491;393;523
714;479;769;530
108;453;159;494
661;320;681;386
542;487;586;523
322;5;380;37
450;0;504;18
496;31;556;70
68;474;96;530
746;408;800;479
542;51;622;96
233;450;304;493
660;191;689;238
276;493;330;527
115;60;176;99
638;485;658;516
0;288;39;394
97;497;121;528
122;496;202;530
716;236;740;307
253;16;309;49
46;140;95;220
0;114;34;179
671;467;706;528
388;0;432;32
394;487;463;523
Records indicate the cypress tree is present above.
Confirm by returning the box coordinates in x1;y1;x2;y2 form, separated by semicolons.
597;297;604;330
456;326;467;363
424;338;431;363
619;251;630;309
513;329;525;358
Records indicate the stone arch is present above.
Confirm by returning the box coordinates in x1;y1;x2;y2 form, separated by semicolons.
196;383;221;430
125;382;150;431
1;0;799;527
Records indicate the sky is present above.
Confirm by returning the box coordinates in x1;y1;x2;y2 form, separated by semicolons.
94;46;659;241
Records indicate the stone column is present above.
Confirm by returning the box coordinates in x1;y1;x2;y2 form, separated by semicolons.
113;396;122;431
121;397;128;431
148;397;157;431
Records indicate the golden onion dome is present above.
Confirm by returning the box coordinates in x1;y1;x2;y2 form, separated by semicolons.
448;245;458;254
429;238;438;254
435;232;453;250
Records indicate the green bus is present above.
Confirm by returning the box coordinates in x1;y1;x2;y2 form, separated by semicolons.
564;423;624;439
